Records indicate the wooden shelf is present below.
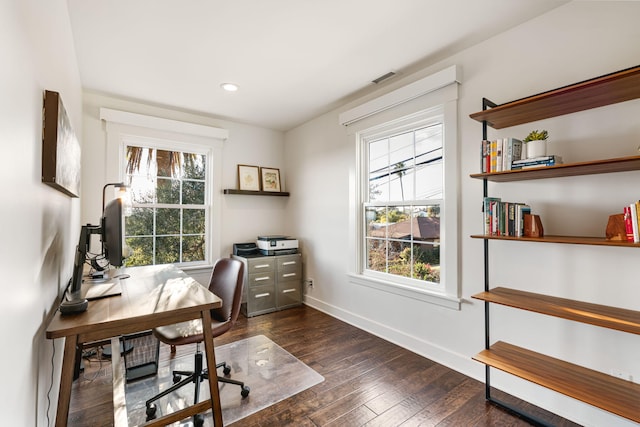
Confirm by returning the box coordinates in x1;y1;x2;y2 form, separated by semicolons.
470;65;640;129
470;155;640;182
223;189;290;196
470;234;640;247
472;287;640;335
474;341;640;423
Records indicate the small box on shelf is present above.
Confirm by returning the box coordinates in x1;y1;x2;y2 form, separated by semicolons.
523;214;544;238
606;213;627;241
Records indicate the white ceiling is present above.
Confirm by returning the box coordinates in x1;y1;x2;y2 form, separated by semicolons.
66;0;568;131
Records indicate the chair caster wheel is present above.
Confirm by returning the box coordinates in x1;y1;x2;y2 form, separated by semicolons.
241;385;250;398
173;373;181;384
145;403;157;420
194;413;204;427
223;365;231;375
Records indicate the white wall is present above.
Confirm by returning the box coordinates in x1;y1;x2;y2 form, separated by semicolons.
0;0;82;425
285;2;640;426
80;92;289;284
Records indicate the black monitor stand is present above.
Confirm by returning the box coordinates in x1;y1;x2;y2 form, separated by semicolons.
60;224;101;315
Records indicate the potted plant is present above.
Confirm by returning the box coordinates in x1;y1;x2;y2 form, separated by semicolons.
523;129;548;158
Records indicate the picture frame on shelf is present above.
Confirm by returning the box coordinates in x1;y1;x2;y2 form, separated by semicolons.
237;164;260;191
260;167;281;192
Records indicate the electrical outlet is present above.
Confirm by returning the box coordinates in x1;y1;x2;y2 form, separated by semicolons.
305;278;314;287
610;369;633;381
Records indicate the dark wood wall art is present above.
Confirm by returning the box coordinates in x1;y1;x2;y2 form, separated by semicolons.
42;90;80;197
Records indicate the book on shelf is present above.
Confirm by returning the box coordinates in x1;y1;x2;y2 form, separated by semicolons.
491;139;500;172
481;140;489;173
483;197;500;235
502;137;523;171
516;204;531;237
629;202;640;243
480;138;523;173
507;202;526;236
637;201;640;242
623;206;634;242
511;155;563;170
482;197;530;237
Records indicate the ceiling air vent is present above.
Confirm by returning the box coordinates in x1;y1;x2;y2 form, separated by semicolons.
371;71;396;84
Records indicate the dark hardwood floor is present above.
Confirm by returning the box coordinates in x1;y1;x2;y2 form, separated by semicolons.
67;305;580;426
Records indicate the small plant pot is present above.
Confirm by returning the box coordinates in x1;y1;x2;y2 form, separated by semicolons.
527;139;547;158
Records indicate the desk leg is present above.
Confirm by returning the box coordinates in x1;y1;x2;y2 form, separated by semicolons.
56;334;78;427
201;310;223;427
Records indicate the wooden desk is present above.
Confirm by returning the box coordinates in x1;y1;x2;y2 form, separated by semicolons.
46;264;224;427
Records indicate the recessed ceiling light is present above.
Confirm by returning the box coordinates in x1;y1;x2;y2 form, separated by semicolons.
221;83;239;92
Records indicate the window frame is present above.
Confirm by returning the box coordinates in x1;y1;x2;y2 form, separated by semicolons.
101;109;227;270
345;81;460;310
361;109;444;290
122;137;212;268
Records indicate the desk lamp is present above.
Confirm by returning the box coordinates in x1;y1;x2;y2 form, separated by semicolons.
102;182;129;211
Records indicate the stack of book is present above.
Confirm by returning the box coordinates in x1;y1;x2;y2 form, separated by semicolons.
623;201;640;242
483;197;531;237
511;155;563;170
481;137;522;173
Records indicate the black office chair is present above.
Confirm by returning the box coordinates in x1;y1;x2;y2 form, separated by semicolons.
145;258;250;426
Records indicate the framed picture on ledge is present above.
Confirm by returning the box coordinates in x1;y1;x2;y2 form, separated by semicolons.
260;167;281;192
237;164;260;191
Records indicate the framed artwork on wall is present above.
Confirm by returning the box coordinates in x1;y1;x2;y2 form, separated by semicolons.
42;90;81;197
237;164;260;191
260;167;281;192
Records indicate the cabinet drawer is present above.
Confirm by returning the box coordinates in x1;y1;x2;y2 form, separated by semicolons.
247;258;275;274
276;254;301;271
276;281;302;308
277;268;300;282
246;284;277;314
248;272;275;287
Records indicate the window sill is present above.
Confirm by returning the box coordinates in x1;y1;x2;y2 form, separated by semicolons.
348;273;461;310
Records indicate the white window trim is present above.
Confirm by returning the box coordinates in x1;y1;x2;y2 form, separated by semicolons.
100;108;227;268
342;70;461;310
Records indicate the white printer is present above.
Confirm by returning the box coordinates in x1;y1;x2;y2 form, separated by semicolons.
256;235;298;255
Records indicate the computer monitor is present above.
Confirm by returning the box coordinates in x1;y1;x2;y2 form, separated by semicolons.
101;197;125;267
60;197;126;314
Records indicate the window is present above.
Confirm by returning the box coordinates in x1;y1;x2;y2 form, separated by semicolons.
341;66;460;308
364;118;443;285
124;144;209;267
100;108;227;269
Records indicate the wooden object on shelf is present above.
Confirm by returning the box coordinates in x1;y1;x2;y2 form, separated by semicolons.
470;65;640;129
223;189;290;196
605;213;626;241
473;341;640;423
523;214;543;237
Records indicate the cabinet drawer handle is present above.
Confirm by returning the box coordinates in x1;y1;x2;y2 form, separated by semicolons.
255;293;270;298
282;273;296;278
254;264;270;269
282;261;296;266
282;289;296;294
254;276;270;281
